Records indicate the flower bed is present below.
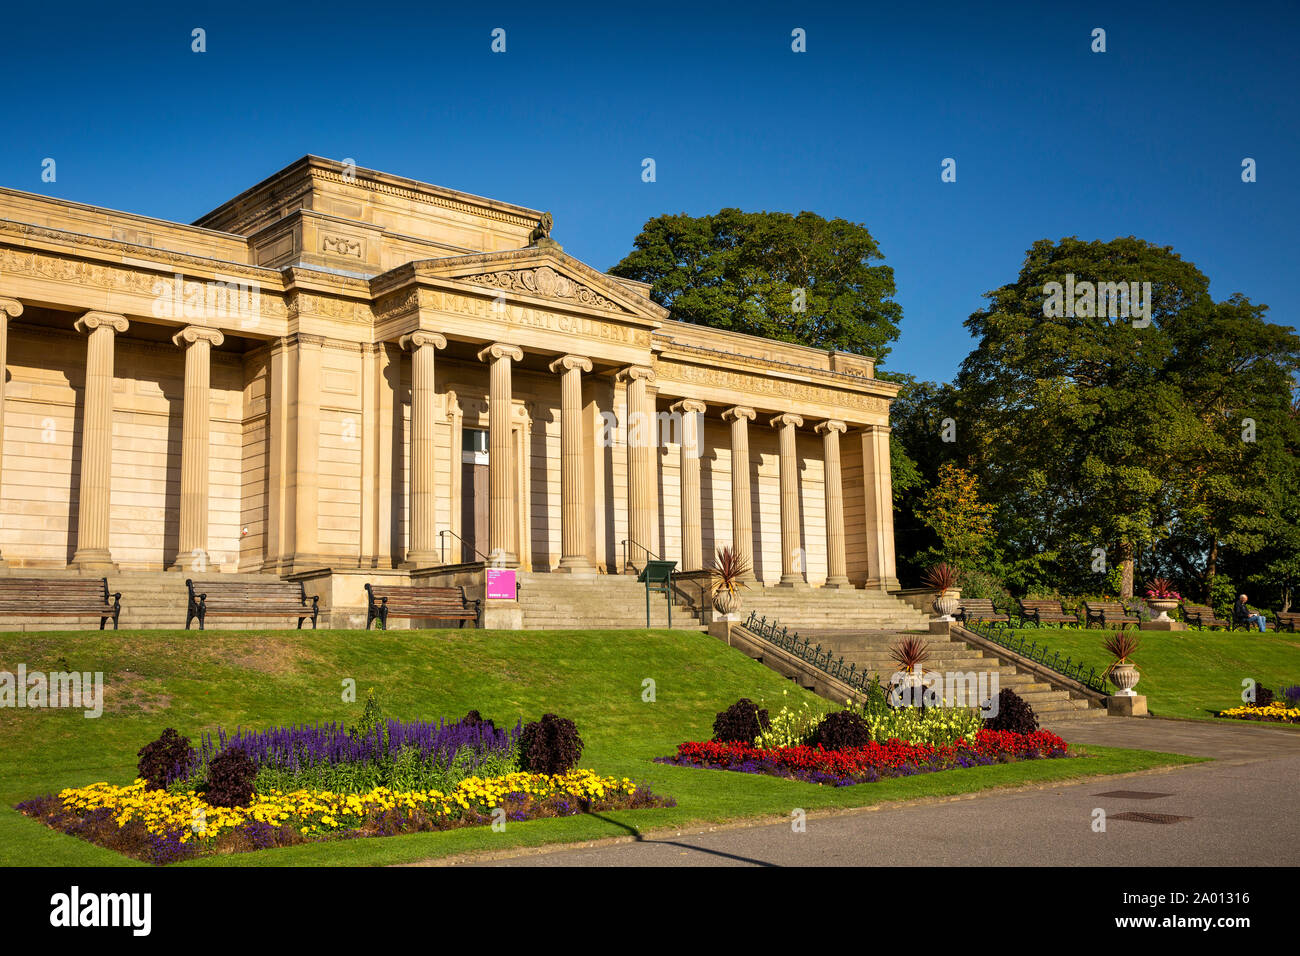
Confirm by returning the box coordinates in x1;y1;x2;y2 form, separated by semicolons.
656;729;1070;785
1217;702;1300;724
18;770;674;865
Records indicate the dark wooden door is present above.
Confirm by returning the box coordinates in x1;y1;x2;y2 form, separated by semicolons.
461;461;489;561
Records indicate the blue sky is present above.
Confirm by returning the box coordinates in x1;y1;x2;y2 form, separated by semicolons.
1;0;1294;383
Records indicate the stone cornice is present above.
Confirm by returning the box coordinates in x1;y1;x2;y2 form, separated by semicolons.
655;337;899;400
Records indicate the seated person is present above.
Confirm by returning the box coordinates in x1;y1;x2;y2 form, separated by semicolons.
1233;594;1267;633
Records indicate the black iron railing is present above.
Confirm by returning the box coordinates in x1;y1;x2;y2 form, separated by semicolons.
743;611;884;696
963;621;1109;694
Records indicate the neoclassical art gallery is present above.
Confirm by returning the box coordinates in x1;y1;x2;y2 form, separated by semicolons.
0;156;902;620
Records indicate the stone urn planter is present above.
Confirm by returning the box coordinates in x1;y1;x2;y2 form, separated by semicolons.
1147;598;1179;623
711;588;738;617
932;588;961;620
1109;663;1140;697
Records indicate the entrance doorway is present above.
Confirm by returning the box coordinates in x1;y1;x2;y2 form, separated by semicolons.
460;428;488;562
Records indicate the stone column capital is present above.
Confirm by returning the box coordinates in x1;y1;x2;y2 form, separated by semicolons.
0;297;23;319
616;364;656;385
769;413;804;430
74;311;129;335
722;405;756;423
477;342;523;363
548;354;592;375
860;423;892;436
171;325;225;349
400;330;448;352
815;419;848;436
670;399;707;415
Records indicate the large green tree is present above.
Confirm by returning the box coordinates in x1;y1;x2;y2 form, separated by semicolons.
609;209;902;358
956;237;1300;598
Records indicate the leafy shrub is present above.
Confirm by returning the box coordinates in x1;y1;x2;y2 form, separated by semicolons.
204;748;257;808
983;689;1039;735
711;699;770;744
518;714;584;775
137;729;195;791
461;709;495;730
812;710;872;750
1250;681;1275;707
957;567;1012;604
349;688;385;743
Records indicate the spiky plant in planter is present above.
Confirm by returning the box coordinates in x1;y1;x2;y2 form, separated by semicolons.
889;635;930;674
923;562;961;619
888;635;932;706
1144;577;1182;622
708;546;751;616
1103;631;1142;696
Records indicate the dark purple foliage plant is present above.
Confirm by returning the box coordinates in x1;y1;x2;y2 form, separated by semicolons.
137;729;196;791
711;699;771;744
518;714;584;775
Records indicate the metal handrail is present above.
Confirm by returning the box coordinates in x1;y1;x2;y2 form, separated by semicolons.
743;610;885;697
962;620;1109;694
439;529;490;565
620;538;661;574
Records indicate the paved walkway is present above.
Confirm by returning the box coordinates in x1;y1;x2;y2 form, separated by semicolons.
455;718;1300;867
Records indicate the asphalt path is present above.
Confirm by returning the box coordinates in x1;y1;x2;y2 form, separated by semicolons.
455;718;1300;867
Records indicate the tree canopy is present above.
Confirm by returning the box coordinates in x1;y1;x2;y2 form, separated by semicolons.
609;209;902;358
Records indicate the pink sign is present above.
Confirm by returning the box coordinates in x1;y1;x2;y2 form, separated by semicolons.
485;568;516;600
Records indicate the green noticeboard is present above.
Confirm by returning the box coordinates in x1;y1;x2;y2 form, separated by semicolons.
637;560;678;628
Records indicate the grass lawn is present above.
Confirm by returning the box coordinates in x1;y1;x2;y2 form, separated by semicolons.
0;627;1201;866
992;627;1300;720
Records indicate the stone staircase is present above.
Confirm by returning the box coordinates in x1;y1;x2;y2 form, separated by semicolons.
785;627;1106;724
0;569;309;631
738;586;932;632
516;571;705;630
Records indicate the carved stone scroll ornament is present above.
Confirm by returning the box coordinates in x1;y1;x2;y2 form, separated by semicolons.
462;266;619;312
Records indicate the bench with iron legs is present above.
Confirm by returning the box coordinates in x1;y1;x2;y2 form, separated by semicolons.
364;584;481;630
1181;603;1229;630
1082;601;1142;629
955;598;1010;625
185;579;318;630
1016;599;1079;627
1275;611;1300;633
0;577;121;629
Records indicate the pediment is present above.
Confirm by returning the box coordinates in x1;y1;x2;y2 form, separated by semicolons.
409;247;667;321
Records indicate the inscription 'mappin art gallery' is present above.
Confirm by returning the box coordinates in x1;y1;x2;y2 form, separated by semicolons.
0;156;900;596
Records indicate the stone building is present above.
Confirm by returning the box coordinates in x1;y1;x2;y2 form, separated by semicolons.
0;156;901;622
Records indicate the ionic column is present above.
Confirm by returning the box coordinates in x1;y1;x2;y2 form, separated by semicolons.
671;400;706;571
862;424;900;591
0;298;23;567
721;405;756;580
770;413;807;587
478;342;523;566
71;312;128;571
619;365;657;568
550;355;595;575
816;419;851;588
169;326;225;571
401;331;447;567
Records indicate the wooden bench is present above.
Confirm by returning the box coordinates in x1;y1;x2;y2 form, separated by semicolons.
1275;611;1300;633
364;584;481;630
185;579;318;630
955;599;1010;625
1082;601;1141;629
1181;602;1228;630
0;577;121;629
1016;599;1078;627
